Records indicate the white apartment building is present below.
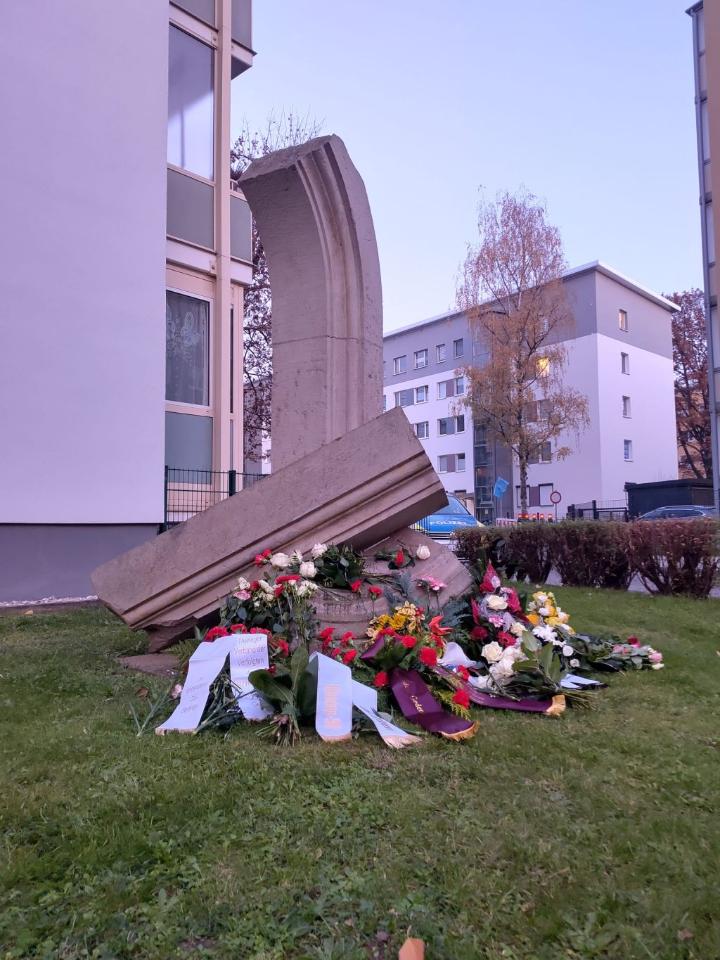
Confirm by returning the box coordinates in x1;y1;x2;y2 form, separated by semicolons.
383;262;679;521
0;1;254;601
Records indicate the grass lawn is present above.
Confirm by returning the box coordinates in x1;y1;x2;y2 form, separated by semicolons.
1;588;719;960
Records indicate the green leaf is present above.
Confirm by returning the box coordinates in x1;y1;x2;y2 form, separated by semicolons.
248;669;295;711
290;644;309;695
539;642;554;675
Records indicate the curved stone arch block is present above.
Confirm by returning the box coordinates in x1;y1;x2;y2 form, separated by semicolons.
240;134;383;470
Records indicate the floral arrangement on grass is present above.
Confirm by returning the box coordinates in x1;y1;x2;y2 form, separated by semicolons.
137;546;666;746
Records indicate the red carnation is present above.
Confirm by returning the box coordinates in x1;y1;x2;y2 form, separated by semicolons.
471;625;489;641
497;631;517;648
394;550;405;567
253;554;266;566
400;634;417;649
452;689;470;709
274;638;290;657
276;574;301;584
249;626;271;637
374;671;389;688
249;580;260;591
350;579;362;593
273;584;284;598
204;626;229;642
229;624;246;634
368;585;383;597
457;665;470;681
340;631;354;646
419;646;438;668
268;665;276;675
342;649;358;665
319;626;335;640
262;549;272;558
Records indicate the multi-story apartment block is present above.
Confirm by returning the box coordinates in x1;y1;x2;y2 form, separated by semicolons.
383;263;679;521
688;1;720;510
0;1;254;601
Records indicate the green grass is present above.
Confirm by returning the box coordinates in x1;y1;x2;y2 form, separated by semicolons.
1;588;719;960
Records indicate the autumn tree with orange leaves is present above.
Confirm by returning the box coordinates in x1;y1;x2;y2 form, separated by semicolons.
457;190;589;516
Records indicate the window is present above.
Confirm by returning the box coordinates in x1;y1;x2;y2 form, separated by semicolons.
414;421;429;439
539;483;555;507
437;379;454;400
438;415;465;435
438;453;465;473
393;356;407;375
537;356;551;377
537;399;551;420
167;26;215;180
382;394;387;411
618;309;628;332
455;375;466;395
624;439;633;461
621;352;630;374
706;201;716;263
394;389;414;408
528;441;552;464
524;400;538;422
415;385;428;403
453;338;464;358
436;343;447;363
166;291;210;405
414;348;428;369
622;395;631;418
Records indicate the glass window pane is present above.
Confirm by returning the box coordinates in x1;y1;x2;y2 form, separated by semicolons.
168;26;215;180
166;291;210;405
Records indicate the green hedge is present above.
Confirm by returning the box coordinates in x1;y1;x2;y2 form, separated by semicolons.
454;519;719;598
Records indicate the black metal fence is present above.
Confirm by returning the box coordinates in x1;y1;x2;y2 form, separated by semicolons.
163;467;264;528
567;499;629;522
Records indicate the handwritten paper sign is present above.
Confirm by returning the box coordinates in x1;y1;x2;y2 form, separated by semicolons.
229;634;273;720
309;652;353;741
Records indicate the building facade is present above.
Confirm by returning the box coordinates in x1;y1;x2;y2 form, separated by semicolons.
0;0;254;601
688;0;720;511
383;263;679;521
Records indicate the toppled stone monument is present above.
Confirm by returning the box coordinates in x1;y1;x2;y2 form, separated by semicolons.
93;135;471;649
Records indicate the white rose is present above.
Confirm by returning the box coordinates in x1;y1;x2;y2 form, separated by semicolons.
299;561;316;579
311;542;328;559
562;645;574;657
490;659;515;681
486;595;508;611
533;625;557;644
535;592;548;604
651;663;665;670
270;552;291;569
481;641;504;664
415;544;431;561
258;579;273;594
509;621;526;637
236;576;251;591
295;582;308;597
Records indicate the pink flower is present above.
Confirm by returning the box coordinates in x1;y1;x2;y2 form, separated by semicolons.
649;651;663;663
368;585;383;597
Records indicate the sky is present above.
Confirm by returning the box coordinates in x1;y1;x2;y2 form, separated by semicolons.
231;0;703;332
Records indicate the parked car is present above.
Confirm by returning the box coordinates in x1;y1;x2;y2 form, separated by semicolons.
414;494;484;538
637;504;717;520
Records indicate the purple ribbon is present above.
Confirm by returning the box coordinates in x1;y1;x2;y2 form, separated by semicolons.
433;666;554;714
390;669;477;740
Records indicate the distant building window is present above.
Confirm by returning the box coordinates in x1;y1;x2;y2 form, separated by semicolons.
528;441;552;464
437;379;453;400
414;348;428;369
453;338;464;358
621;352;630;375
436;343;447;363
537;399;551;420
438;453;465;473
414;421;429;439
438;415;465;435
539;483;555;507
415;385;428;403
455;375;466;395
394;388;414;408
537;356;551;378
624;439;633;461
705;201;716;263
622;395;631;418
618;309;628;332
393;355;407;375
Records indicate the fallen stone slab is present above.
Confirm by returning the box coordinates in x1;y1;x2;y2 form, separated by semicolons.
92;408;447;650
118;653;180;678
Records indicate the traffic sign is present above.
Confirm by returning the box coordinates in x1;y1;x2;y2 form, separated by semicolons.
550;490;562;505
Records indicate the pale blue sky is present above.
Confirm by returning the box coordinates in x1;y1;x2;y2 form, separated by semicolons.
231;0;702;331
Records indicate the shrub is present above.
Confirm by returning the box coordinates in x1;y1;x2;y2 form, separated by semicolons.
453;526;507;573
628;518;719;598
454;524;554;583
550;521;634;589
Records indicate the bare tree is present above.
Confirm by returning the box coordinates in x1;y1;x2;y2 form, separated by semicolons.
666;288;712;479
231;113;321;465
456;190;589;516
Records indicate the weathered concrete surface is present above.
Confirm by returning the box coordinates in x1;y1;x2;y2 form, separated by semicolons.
240;135;383;471
92;408;447;649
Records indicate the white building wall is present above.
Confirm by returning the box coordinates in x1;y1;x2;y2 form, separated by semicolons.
0;1;168;523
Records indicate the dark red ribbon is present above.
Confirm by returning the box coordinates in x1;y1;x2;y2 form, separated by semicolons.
389;668;477;740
